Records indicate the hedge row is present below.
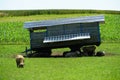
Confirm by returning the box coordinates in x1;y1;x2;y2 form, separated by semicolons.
0;9;120;17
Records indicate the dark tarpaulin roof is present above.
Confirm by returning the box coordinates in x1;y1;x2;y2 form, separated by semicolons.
24;15;105;29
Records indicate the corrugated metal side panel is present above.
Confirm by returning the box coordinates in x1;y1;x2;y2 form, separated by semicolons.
81;23;100;43
43;33;90;43
24;15;105;29
30;32;45;49
47;25;64;36
30;22;101;49
47;23;82;36
64;23;80;34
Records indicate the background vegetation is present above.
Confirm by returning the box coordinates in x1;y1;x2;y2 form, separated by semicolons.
0;10;120;44
0;9;120;17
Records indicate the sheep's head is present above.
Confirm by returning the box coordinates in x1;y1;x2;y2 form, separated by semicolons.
18;57;24;68
19;62;24;68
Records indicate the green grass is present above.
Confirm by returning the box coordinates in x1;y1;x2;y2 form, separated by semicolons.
0;43;120;80
0;43;120;58
100;14;120;42
0;14;120;44
1;54;120;80
0;14;94;44
0;45;28;58
0;14;95;22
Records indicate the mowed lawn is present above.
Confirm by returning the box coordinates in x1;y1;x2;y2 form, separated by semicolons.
1;55;120;80
0;43;120;80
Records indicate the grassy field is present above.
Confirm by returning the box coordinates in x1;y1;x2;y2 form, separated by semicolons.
0;43;120;58
0;43;120;80
0;10;120;80
1;56;120;80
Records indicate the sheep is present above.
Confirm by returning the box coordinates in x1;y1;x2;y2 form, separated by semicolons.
16;55;24;68
63;51;81;57
82;45;96;56
96;51;105;56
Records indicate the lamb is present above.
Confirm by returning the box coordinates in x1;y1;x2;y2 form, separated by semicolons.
16;55;24;68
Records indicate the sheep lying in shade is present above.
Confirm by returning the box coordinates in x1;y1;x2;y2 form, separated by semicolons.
63;51;81;57
96;51;105;56
16;55;24;68
82;45;96;56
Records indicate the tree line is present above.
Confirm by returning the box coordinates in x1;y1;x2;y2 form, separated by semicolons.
0;9;120;17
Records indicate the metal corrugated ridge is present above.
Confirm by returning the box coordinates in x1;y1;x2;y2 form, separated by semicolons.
24;15;104;29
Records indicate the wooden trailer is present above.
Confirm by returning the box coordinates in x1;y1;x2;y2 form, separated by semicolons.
24;15;105;57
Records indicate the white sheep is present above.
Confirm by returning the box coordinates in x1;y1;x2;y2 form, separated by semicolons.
16;55;24;68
